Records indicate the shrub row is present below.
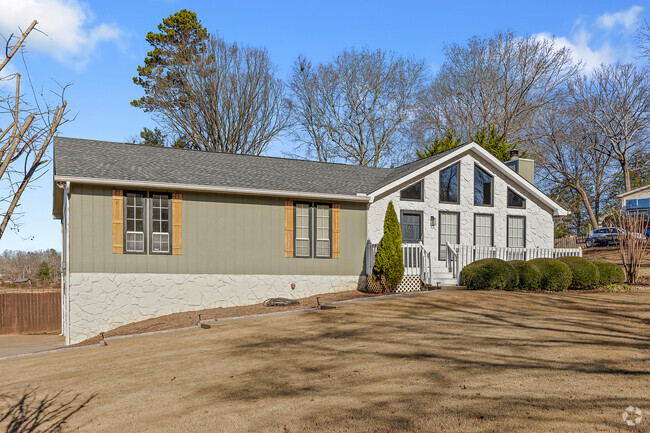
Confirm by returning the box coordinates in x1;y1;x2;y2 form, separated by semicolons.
460;256;625;291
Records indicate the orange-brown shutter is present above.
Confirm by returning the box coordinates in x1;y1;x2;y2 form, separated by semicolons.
172;193;183;255
112;189;123;253
332;203;341;258
284;200;294;257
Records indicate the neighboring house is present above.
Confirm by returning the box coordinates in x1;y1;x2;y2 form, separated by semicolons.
52;137;568;344
14;278;32;285
618;184;650;238
618;184;650;217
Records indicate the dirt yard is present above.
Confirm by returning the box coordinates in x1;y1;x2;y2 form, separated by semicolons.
72;289;383;346
1;290;648;432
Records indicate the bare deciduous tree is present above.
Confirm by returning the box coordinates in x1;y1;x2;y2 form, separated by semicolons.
0;249;60;282
412;32;580;150
532;105;614;229
636;18;650;61
288;49;426;167
570;63;650;192
148;35;289;155
616;210;649;284
0;20;69;241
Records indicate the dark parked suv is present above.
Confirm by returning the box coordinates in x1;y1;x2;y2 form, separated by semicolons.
585;227;620;248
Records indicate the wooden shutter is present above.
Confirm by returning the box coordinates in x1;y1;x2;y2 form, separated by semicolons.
284;200;294;257
112;189;123;253
172;193;183;255
332;203;341;258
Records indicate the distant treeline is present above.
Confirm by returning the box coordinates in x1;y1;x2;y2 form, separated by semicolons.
0;249;61;284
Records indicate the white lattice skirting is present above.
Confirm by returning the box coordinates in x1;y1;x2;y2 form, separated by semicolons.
365;275;422;293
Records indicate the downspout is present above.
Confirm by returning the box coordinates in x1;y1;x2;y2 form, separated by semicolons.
65;181;71;345
59;185;64;336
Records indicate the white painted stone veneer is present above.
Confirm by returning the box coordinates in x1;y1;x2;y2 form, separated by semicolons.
367;153;555;259
67;273;363;344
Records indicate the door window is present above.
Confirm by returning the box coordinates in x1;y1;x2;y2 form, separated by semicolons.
439;211;460;260
401;212;422;243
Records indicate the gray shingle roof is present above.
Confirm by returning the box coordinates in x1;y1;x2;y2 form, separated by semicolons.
53;137;463;197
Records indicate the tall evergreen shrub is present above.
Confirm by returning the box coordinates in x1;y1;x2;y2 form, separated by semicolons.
372;202;404;291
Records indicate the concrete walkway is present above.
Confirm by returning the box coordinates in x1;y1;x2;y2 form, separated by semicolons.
0;335;65;358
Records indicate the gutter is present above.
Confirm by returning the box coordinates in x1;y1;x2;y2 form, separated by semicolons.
53;175;371;203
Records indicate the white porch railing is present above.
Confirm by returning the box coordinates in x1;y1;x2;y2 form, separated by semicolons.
365;242;433;284
445;243;583;278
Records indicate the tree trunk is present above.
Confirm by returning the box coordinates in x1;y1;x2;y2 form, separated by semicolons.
622;159;632;192
577;186;599;229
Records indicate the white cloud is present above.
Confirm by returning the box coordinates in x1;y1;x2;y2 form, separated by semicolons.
596;5;644;31
0;0;123;69
532;6;645;71
533;31;614;71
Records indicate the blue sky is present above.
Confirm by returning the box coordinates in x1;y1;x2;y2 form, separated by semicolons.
0;0;647;252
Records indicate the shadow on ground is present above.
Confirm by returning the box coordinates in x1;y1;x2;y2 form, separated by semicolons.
0;389;95;433
1;290;649;432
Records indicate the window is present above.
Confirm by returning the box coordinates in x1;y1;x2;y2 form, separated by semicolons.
626;199;638;209
474;214;493;246
294;203;332;258
439;211;460;260
639;198;650;208
507;216;526;248
439;163;459;203
125;192;145;253
400;180;423;201
401;212;422;243
150;194;171;253
507;188;526;208
294;203;311;257
315;205;331;258
474;165;493;206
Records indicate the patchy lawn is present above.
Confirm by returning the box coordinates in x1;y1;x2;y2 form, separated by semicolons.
1;290;649;432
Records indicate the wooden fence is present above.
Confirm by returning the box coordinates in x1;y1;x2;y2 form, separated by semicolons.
0;291;61;335
554;235;587;248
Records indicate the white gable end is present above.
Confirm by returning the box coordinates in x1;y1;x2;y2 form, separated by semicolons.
367;147;557;257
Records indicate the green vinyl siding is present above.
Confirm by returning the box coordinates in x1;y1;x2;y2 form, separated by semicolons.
69;184;367;275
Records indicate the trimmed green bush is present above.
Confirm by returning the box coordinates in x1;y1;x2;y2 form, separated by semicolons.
558;256;600;290
509;260;542;290
372;201;404;290
460;258;518;290
530;258;572;291
590;260;625;286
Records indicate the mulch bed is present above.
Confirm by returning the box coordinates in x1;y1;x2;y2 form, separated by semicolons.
70;289;384;347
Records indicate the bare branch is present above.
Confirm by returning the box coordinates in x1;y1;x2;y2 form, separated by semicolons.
412;31;581;151
0;20;37;72
288;48;426;166
0;20;71;241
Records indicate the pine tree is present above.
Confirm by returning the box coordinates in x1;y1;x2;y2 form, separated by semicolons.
416;126;514;162
416;129;460;159
372;202;404;291
37;261;50;281
131;9;208;111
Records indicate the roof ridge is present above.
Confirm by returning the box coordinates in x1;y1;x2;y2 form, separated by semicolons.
54;136;392;171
